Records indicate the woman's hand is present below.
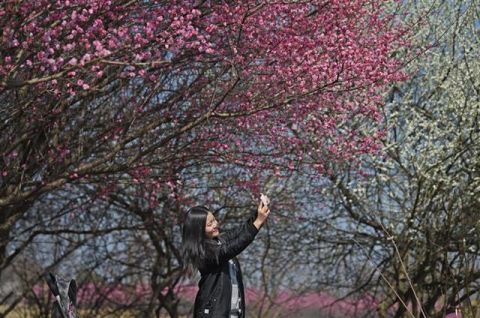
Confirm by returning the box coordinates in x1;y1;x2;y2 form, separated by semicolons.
253;200;270;230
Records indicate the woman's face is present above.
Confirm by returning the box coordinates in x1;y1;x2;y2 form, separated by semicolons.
205;212;219;239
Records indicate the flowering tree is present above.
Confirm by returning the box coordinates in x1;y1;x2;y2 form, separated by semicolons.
297;0;480;316
0;0;408;274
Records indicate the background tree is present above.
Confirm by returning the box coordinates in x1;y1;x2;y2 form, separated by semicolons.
295;0;480;317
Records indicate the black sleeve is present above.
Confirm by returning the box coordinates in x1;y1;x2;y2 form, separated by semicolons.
220;210;258;243
205;211;260;267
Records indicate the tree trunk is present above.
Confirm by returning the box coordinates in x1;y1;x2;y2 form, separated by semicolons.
0;204;31;272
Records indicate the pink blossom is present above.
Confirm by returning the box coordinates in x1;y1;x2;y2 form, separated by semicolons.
36;51;46;61
0;0;411;186
93;40;103;51
68;57;78;66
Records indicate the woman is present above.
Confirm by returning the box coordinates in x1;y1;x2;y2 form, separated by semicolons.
182;199;270;318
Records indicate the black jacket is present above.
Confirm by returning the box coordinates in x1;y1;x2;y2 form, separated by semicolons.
193;212;260;318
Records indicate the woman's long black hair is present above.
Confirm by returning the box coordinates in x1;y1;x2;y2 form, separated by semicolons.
182;206;211;272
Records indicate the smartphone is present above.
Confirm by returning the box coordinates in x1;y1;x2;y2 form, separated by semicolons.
260;193;270;207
